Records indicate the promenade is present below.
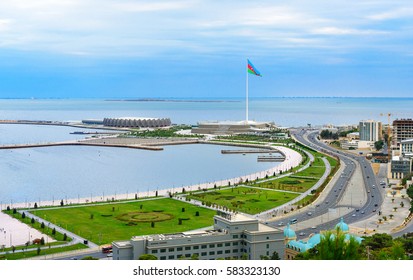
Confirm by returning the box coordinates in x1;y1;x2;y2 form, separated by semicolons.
0;141;302;248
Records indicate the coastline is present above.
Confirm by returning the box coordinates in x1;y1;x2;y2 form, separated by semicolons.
2;144;302;210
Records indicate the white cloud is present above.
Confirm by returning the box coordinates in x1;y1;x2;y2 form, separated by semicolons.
312;27;388;36
0;0;411;58
367;7;413;20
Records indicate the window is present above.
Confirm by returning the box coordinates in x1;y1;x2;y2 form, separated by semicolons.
168;255;174;259
209;244;215;248
177;247;183;251
225;243;231;247
217;251;223;255
217;243;223;247
160;256;166;260
209;251;215;255
225;250;230;254
160;249;166;253
152;249;158;254
201;245;207;249
201;252;207;256
266;236;269;240
233;249;238;253
233;242;238;246
185;254;191;258
193;246;199;250
233;235;238;239
185;246;191;250
177;255;182;259
266;244;269;249
168;248;174;252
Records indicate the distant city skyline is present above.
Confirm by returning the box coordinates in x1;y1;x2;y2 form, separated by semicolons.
0;1;412;99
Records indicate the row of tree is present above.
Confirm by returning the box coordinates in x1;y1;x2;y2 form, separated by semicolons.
295;229;413;260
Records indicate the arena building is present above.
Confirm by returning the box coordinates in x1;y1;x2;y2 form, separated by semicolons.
191;120;275;135
112;211;284;260
103;117;171;128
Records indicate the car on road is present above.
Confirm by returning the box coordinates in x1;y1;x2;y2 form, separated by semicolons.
352;214;356;217
307;212;312;216
290;218;298;224
311;226;317;229
107;253;113;258
361;211;365;214
278;222;284;226
299;232;306;236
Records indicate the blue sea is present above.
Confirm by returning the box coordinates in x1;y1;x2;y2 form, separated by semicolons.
0;97;412;204
0;97;412;127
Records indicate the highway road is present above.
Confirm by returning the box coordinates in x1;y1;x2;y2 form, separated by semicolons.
267;129;384;237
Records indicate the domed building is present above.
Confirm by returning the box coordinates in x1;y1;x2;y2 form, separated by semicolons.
284;217;363;260
335;217;349;233
283;223;297;241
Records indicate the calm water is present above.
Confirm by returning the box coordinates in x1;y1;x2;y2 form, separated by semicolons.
0;97;411;204
0;97;412;127
0;144;278;204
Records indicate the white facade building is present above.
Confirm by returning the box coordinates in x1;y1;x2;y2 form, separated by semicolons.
112;212;284;260
359;120;382;142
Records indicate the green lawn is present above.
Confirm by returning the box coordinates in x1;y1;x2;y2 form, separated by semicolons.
30;198;215;245
0;244;87;260
187;187;299;214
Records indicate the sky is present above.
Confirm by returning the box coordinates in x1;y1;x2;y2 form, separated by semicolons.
0;0;413;99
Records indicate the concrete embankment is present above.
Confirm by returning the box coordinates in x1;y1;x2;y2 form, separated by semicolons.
0;142;163;151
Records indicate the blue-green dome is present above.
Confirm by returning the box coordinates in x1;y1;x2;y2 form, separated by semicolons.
335;217;349;232
284;223;296;239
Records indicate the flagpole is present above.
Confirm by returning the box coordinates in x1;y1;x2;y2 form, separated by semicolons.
246;59;249;123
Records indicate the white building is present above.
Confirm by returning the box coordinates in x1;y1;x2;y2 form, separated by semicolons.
112;212;284;260
359;120;382;142
401;139;413;156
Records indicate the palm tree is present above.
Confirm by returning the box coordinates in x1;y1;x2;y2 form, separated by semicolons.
299;228;361;260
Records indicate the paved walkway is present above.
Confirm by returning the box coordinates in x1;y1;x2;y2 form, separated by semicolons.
0;142;302;250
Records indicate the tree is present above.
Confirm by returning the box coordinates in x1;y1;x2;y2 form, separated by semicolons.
52;228;56;235
6;206;10;211
270;251;281;260
155;190;158;197
34;202;38;209
297;228;361;260
21;212;26;219
138;254;158;260
374;140;384;151
60;199;64;206
191;254;199;260
41;222;45;229
37;247;41;255
40;237;45;245
13;208;17;214
151;221;155;228
63;233;67;241
31;217;35;224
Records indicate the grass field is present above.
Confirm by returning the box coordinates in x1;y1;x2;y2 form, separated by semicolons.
187;187;299;214
30;198;216;245
0;244;87;260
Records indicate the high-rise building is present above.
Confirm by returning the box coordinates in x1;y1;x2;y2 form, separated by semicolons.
359;120;382;142
393;119;413;147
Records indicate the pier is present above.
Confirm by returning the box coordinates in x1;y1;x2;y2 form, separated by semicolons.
221;149;274;154
0;141;164;151
257;155;285;162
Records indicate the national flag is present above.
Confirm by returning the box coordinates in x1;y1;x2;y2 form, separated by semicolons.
247;59;262;77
